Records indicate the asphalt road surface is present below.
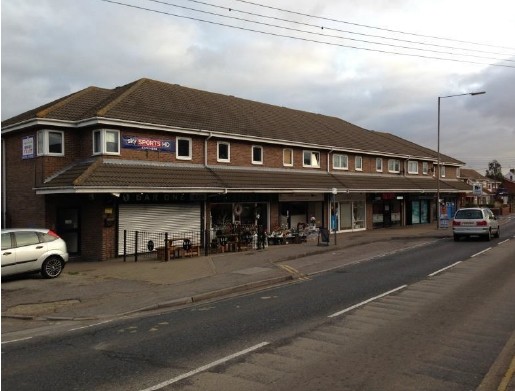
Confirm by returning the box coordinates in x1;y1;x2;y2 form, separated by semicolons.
2;222;514;391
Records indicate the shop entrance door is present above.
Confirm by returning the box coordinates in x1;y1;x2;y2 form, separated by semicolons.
383;202;392;227
56;208;80;255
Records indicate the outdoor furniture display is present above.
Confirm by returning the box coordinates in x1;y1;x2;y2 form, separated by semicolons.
156;238;200;260
267;225;308;245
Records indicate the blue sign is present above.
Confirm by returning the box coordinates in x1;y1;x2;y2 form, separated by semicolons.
122;136;174;152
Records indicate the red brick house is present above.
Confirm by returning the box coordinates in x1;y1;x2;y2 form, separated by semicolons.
1;78;471;261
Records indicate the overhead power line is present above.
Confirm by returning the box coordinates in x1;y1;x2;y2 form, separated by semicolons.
234;0;515;52
98;0;515;68
177;0;515;60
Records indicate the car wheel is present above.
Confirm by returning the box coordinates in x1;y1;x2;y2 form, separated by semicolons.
485;229;492;241
494;227;500;238
453;234;460;242
41;256;64;278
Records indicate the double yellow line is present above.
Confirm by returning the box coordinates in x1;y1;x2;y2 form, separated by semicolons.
279;264;310;281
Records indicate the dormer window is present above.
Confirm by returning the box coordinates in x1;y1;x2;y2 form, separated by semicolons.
93;129;120;155
37;130;64;156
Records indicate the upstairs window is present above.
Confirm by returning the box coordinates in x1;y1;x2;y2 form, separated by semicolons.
37;130;64;156
93;129;120;155
440;165;446;178
422;162;429;175
376;158;383;172
283;148;293;166
388;159;401;173
333;154;348;170
303;151;320;168
252;145;263;164
217;142;230;162
408;161;419;174
176;137;192;160
355;156;363;171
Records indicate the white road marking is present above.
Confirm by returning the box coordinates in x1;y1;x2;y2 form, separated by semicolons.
1;336;33;345
471;247;492;258
428;261;462;277
68;320;113;332
498;239;510;245
328;285;407;318
138;342;270;391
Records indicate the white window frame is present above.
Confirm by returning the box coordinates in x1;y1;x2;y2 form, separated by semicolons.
93;129;120;155
440;165;446;178
355;156;363;171
303;150;320;168
217;141;230;162
252;145;263;165
376;158;383;172
388;159;401;173
37;130;64;156
422;162;429;175
333;154;348;170
408;160;419;174
176;137;192;160
283;148;293;167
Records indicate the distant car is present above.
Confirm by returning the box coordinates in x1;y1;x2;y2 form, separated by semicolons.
452;207;500;241
1;229;69;278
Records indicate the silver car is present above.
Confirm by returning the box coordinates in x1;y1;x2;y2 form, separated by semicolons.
1;228;69;278
452;207;500;241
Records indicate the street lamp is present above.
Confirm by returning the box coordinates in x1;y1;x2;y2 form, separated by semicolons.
436;91;486;229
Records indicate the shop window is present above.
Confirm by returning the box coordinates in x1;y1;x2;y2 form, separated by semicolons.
333;154;348;170
355;156;363;171
408;161;419;174
376;158;383;172
283;148;293;166
93;129;120;155
217;142;230;162
388;159;400;173
303;150;320;168
37;130;64;156
252;145;263;164
176;137;192;160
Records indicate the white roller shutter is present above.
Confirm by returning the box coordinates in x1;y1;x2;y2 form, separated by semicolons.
118;203;201;255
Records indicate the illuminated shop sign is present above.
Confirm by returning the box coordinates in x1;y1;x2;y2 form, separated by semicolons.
122;136;174;152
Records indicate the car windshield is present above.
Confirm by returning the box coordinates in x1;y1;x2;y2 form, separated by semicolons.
455;210;483;219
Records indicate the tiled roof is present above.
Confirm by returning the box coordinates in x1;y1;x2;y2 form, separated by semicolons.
3;78;449;161
36;158;469;194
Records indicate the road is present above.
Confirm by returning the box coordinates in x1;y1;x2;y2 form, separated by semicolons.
2;222;515;391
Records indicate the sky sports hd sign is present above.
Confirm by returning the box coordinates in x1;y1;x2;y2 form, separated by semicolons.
122;135;175;152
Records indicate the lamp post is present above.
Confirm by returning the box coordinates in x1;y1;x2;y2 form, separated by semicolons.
436;91;485;229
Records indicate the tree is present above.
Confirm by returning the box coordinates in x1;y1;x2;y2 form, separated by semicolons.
485;160;504;181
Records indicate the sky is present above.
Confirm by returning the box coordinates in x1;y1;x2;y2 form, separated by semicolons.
2;0;514;174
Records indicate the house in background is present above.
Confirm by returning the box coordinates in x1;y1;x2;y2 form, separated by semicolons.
1;78;471;261
459;168;501;206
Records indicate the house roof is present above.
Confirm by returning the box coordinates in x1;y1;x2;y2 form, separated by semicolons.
35;158;470;195
2;78;463;164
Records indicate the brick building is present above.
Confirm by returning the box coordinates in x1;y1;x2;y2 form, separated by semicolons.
1;78;471;261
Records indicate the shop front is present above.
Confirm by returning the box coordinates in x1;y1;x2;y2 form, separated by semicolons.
371;193;403;228
278;193;324;230
407;195;432;225
333;193;367;232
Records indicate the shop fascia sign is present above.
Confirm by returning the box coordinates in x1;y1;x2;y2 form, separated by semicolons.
122;135;174;152
120;193;206;203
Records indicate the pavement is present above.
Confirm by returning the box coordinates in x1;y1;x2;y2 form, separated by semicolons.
2;218;514;390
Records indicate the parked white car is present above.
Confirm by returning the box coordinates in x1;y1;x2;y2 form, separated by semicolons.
1;228;69;278
452;207;500;241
